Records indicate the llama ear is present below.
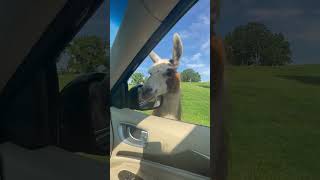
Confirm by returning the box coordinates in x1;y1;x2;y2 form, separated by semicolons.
172;33;183;67
149;51;161;63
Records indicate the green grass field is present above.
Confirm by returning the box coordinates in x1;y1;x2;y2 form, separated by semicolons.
132;82;211;126
180;82;210;126
226;64;320;180
58;73;78;91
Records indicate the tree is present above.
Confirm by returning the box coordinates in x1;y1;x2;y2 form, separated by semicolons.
224;22;292;66
130;72;145;86
181;69;201;82
66;36;108;73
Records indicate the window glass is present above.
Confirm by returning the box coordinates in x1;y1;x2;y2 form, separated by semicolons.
128;0;210;126
55;1;107;161
56;1;108;90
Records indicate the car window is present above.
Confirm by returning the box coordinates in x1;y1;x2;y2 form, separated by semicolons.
56;1;108;91
128;0;210;127
54;0;107;160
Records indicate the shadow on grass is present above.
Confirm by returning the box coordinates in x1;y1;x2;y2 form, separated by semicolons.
276;75;320;86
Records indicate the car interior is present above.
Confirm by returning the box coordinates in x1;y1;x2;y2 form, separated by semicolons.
0;0;108;179
110;0;210;179
0;0;211;179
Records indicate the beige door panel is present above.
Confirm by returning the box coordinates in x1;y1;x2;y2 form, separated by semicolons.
110;107;210;179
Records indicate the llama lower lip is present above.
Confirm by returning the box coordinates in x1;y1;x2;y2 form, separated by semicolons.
141;93;154;102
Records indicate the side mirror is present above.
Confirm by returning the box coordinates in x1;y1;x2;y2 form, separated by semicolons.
128;85;162;110
58;73;109;156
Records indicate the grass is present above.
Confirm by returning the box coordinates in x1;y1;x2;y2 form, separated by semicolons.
127;81;210;126
226;64;320;180
58;73;80;91
180;82;210;126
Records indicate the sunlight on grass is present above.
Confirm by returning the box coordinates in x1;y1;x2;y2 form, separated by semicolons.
129;82;210;126
226;64;320;180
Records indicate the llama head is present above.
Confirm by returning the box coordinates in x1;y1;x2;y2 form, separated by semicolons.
141;33;183;101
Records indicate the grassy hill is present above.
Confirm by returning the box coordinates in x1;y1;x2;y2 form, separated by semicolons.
137;82;211;126
180;82;210;126
226;64;320;180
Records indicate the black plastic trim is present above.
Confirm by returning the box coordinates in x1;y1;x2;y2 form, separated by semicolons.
0;0;103;112
0;0;104;146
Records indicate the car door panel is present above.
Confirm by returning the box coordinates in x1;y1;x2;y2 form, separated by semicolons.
110;107;210;179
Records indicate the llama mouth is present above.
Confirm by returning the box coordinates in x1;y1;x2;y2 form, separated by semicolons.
139;95;156;107
140;92;154;102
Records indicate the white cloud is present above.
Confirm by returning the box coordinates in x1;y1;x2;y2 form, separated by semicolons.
198;67;211;82
199;14;210;25
191;53;202;61
178;13;210;40
201;39;210;50
201;69;210;76
180;30;192;39
181;53;202;64
186;63;205;68
198;67;210;82
200;39;210;55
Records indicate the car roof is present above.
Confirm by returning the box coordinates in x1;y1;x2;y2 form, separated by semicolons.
0;0;67;93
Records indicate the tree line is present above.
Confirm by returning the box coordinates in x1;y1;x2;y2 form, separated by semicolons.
56;35;109;74
130;68;202;86
57;22;290;87
224;22;292;66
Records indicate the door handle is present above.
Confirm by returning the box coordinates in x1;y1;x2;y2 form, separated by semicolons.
118;123;148;148
127;126;148;142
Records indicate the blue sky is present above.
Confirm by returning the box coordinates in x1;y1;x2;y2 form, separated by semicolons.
217;0;320;64
110;0;210;82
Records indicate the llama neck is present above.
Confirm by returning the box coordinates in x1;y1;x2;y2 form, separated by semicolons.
152;90;181;120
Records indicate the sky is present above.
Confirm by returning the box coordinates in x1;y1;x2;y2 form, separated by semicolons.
110;0;211;82
217;0;320;64
76;0;107;41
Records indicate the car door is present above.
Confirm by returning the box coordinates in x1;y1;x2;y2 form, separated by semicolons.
110;0;210;179
110;107;210;180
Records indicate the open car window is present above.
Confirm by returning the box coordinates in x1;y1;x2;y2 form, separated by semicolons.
128;0;210;126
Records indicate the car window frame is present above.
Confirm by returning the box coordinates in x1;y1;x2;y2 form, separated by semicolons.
111;0;198;97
